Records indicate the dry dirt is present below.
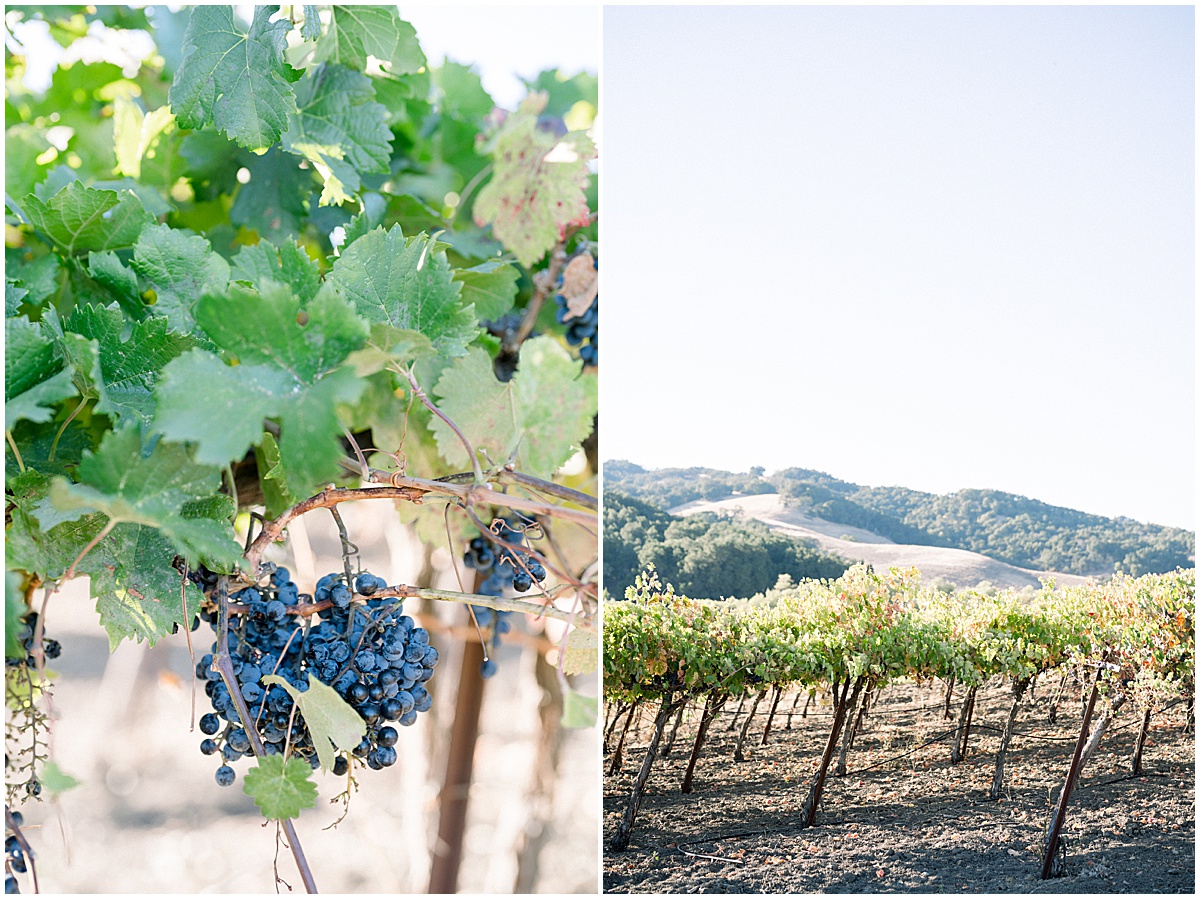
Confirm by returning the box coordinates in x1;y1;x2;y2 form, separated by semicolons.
672;494;1089;591
604;680;1194;893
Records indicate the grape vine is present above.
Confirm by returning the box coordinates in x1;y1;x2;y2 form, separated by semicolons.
5;5;597;893
604;564;1194;865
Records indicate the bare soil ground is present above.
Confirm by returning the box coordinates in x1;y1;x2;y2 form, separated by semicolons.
672;494;1089;591
604;681;1194;893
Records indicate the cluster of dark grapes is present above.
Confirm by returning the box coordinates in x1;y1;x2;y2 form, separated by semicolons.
193;566;438;785
5;811;25;894
482;311;526;383
555;253;598;367
5;612;61;669
462;518;547;678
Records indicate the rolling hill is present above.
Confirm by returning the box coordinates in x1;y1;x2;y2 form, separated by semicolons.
605;461;1194;593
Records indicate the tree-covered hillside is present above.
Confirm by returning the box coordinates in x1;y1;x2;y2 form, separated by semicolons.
604;490;849;599
606;462;1194;578
848;483;1194;577
603;460;774;510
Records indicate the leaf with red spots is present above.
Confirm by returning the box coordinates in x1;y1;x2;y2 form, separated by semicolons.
473;93;595;267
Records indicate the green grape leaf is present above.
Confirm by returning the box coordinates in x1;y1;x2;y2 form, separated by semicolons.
315;6;425;75
90;178;172;218
5;436;209;656
33;165;80;202
87;251;142;315
229;146;312;242
4;418;92;484
283;64;392;206
473;94;596;267
21;182;154;256
562;626;599;676
327;226;476;357
6;282;28;318
40;760;81;795
380;195;442;242
6;571;26;659
231;239;321;306
179;129;243;199
6;124;52;200
262;674;366;772
561;687;598;729
243;755;318;820
181;492;236;526
254;431;300;520
57;304;196;427
169;6;299;151
37;305;103;401
300;5;322;41
453;260;519;321
7;254;62;310
197;283;367;380
5;471;94;578
434;61;494;122
154;283;369;497
5;317;77;429
155;351;292;473
437;227;505;264
339;191;387;251
430;336;597;479
35;424;241;568
131;223;231;334
346;323;437;376
112;96;175;180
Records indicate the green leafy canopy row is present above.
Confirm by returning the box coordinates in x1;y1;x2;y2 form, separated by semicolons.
6;4;599;649
604;565;1195;710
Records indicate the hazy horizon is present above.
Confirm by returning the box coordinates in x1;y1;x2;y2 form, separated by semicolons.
603;6;1195;531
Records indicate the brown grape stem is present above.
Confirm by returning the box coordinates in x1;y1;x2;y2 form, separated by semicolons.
213;577;318;894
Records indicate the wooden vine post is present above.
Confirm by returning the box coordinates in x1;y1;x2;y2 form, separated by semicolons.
607;703;640;777
951;684;978;764
733;688;768;761
800;675;863;828
1041;657;1105;879
513;649;567;892
1131;705;1153;774
990;675;1031;799
428;573;490;894
610;692;684;852
759;684;784;746
681;692;728;793
835;678;869;776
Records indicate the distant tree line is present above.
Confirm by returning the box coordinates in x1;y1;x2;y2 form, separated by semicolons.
605;461;1195;578
602;460;774;510
603;491;850;599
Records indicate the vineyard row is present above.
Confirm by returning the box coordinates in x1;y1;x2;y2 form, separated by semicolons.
601;564;1195;872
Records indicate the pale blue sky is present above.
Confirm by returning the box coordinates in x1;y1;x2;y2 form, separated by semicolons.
602;5;1195;530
